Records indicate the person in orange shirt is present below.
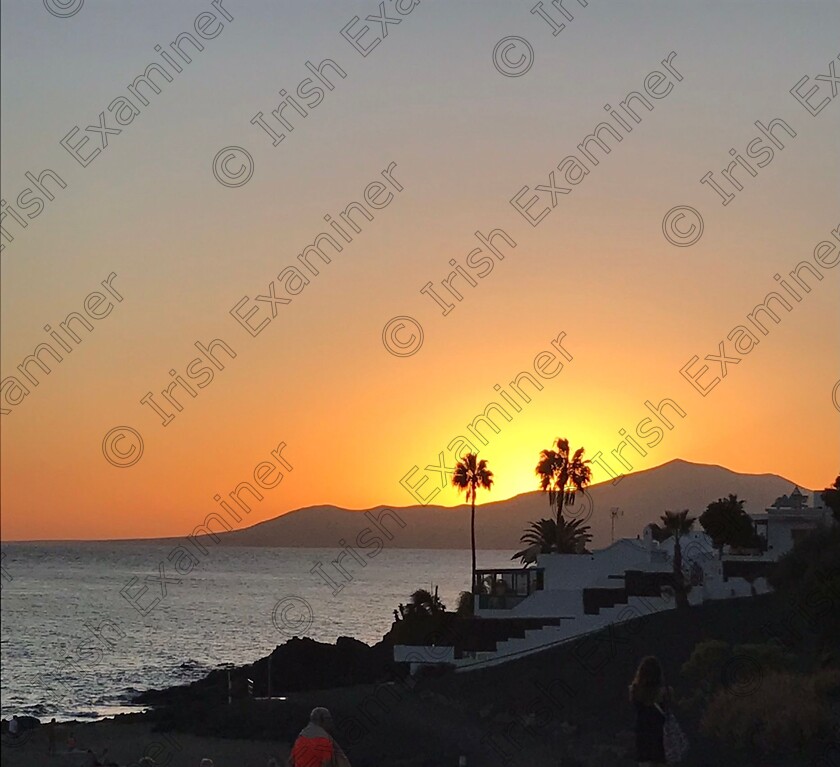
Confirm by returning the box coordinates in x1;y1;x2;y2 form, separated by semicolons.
287;708;350;767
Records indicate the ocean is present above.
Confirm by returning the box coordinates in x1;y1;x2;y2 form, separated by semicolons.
0;543;514;721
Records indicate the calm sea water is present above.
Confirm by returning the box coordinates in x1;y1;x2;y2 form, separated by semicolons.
0;543;514;721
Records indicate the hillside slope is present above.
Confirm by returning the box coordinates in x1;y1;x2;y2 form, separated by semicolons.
206;459;808;550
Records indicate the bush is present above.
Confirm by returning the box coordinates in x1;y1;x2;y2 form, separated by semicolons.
390;587;454;645
390;611;449;646
679;640;795;714
768;525;840;643
813;667;840;697
455;591;474;616
680;640;729;707
681;640;730;685
701;670;835;753
734;643;795;674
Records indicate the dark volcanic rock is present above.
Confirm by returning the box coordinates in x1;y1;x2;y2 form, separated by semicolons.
1;715;40;733
135;635;395;707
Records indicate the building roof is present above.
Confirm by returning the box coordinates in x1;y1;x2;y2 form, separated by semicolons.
769;485;809;511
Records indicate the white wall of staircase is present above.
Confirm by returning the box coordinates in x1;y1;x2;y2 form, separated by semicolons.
454;595;677;671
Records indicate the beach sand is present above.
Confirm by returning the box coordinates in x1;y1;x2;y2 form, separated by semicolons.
1;718;288;767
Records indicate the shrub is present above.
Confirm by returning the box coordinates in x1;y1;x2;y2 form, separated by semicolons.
701;670;834;753
681;640;730;686
679;640;730;713
390;611;449;646
769;526;840;643
813;667;840;697
391;587;452;645
455;591;474;616
679;640;796;715
733;643;795;674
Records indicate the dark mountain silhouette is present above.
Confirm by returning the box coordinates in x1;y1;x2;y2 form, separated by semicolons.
199;459;809;551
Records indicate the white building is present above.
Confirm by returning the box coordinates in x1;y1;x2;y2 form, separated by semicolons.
750;486;833;560
394;485;833;672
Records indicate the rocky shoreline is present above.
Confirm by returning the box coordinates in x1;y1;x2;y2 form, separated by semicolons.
134;634;396;709
6;592;832;766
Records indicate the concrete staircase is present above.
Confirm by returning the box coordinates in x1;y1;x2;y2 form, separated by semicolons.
455;595;674;671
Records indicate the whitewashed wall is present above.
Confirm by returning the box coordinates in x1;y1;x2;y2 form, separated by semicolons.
538;539;656;590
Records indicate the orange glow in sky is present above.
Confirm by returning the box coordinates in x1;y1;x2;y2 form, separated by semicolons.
1;2;838;541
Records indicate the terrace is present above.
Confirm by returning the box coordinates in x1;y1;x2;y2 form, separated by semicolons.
473;567;544;610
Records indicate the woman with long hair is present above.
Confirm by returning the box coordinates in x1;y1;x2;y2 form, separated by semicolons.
629;656;672;766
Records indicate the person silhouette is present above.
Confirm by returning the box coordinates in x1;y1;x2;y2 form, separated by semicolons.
629;656;673;766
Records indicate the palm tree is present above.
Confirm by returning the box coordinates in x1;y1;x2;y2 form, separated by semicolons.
554;517;593;553
644;522;672;543
661;509;696;608
536;438;592;525
409;587;445;616
512;517;592;563
452;453;494;592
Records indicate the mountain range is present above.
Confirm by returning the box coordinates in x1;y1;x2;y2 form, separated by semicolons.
204;459;811;550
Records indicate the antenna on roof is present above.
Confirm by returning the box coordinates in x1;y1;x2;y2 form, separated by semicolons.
610;507;623;543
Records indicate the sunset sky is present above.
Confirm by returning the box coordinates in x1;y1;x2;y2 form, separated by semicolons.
1;0;838;541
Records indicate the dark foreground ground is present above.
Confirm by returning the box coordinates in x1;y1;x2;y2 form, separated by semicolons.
4;593;836;766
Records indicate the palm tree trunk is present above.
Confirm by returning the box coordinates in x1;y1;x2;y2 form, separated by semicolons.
470;492;477;593
557;466;570;525
674;535;688;608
